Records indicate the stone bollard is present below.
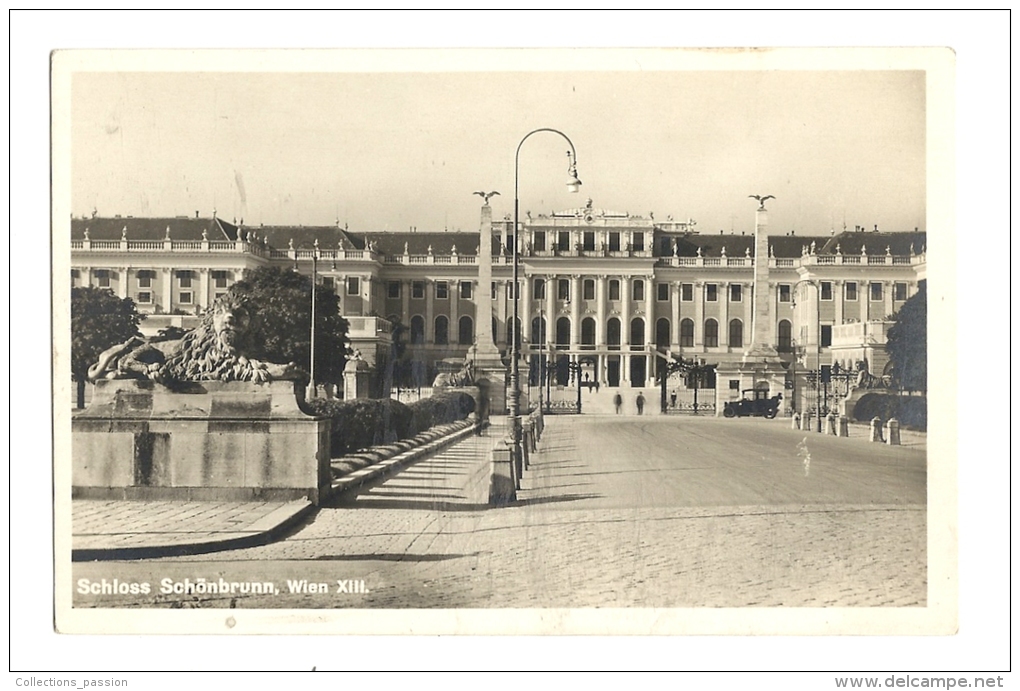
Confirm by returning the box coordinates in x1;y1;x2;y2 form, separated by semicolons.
838;415;849;437
791;413;801;430
802;411;814;432
886;418;901;446
488;443;517;506
869;417;885;443
825;412;837;435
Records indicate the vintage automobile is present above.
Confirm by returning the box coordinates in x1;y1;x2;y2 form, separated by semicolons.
723;389;782;419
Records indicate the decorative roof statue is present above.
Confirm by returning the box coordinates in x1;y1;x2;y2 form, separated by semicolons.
745;247;751;258
427;244;433;255
451;244;457;254
696;246;702;257
237;226;243;241
835;243;842;255
403;242;409;255
720;245;726;257
288;238;294;250
202;229;208;241
165;226;171;240
861;244;867;256
769;245;775;258
121;226;128;240
810;240;816;255
909;243;915;255
748;194;775;210
886;245;891;256
83;228;90;240
473;190;500;205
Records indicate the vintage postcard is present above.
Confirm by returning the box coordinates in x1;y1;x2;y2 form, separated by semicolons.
52;46;956;636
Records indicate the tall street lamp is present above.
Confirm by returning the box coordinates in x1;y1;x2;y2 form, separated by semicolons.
306;245;319;401
510;129;581;475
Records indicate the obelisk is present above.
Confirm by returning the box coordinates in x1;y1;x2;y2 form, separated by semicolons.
744;204;779;361
473;202;508;413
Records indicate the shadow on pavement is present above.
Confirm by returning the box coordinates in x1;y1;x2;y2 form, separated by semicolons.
313;552;482;562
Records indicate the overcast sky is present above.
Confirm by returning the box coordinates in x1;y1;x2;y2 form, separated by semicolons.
69;55;926;237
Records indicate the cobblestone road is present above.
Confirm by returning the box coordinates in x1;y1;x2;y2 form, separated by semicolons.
73;416;926;609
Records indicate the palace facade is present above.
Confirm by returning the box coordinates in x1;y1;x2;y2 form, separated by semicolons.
69;201;926;411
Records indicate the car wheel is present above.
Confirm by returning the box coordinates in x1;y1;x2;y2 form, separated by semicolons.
764;407;778;419
723;407;736;418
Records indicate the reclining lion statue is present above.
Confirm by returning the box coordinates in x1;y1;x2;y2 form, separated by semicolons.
432;361;474;388
87;292;305;385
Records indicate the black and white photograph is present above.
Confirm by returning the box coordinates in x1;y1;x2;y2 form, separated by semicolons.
50;46;958;637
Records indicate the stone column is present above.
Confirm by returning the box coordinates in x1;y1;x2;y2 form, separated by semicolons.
118;267;129;299
833;279;844;326
425;279;434;345
671;281;681;350
621;277;631;385
474;204;499;356
162;268;172;313
401;279;411;325
450;278;460;345
744;281;753;347
520;272;531;354
884;280;894;319
745;207;777;359
644;275;654;346
694;281;704;349
570;275;581;349
545;274;556;347
364;275;374;317
719;281;730;350
198;268;210;311
863;281;872;322
596;275;608;347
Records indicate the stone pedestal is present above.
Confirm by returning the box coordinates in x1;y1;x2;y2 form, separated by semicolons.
342;359;373;401
72;379;330;504
488;442;517;506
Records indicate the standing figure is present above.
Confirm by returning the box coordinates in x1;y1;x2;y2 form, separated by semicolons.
670;389;678;408
613;392;623;415
636;392;645;415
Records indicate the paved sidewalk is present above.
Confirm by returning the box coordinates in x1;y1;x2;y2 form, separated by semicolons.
71;499;314;561
71;419;492;561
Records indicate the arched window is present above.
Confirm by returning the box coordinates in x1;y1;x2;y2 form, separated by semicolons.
531;316;547;344
458;316;473;345
556;317;571;348
655;318;671;349
728;319;743;348
607;318;621;350
704;318;719;348
777;319;793;352
630;318;644;348
410;315;425;345
581;317;596;349
680;318;694;347
434;315;449;346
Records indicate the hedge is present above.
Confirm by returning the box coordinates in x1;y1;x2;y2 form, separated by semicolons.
852;393;927;431
406;391;476;435
304;397;413;457
305;391;475;457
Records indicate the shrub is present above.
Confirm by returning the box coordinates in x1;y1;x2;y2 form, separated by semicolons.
304;397;412;456
407;391;476;435
852;393;927;431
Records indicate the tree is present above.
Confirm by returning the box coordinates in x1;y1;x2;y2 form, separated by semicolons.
71;286;144;408
228;266;350;387
885;281;927;393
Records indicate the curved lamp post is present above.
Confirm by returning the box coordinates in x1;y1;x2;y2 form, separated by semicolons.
509;129;581;478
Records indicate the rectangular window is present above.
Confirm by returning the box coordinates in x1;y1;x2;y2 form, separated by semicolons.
609;279;620;301
821;324;833;348
137;270;154;289
657;283;670;302
505;234;514;254
729;380;740;391
632;232;644;251
609;232;621;252
137;291;152;304
178;271;192;289
705;284;718;302
212;270;229;289
729;284;742;302
845;281;858;301
778;284;791;302
412;280;425;299
681;283;693;302
870;282;883;301
533;231;546;252
460;281;472;299
491;282;497;300
347;276;360;296
633;280;645;301
95;270;111;288
557;231;570;251
820;281;833;301
322;276;335;289
583;279;595;301
388;281;401;299
558;279;570;301
582;231;595;251
894;282;908;301
534;278;546;300
179;291;193;305
506;281;516;300
436;281;449;300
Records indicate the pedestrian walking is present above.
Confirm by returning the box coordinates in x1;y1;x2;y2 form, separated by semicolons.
613;392;622;414
636;392;645;415
670;389;677;408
